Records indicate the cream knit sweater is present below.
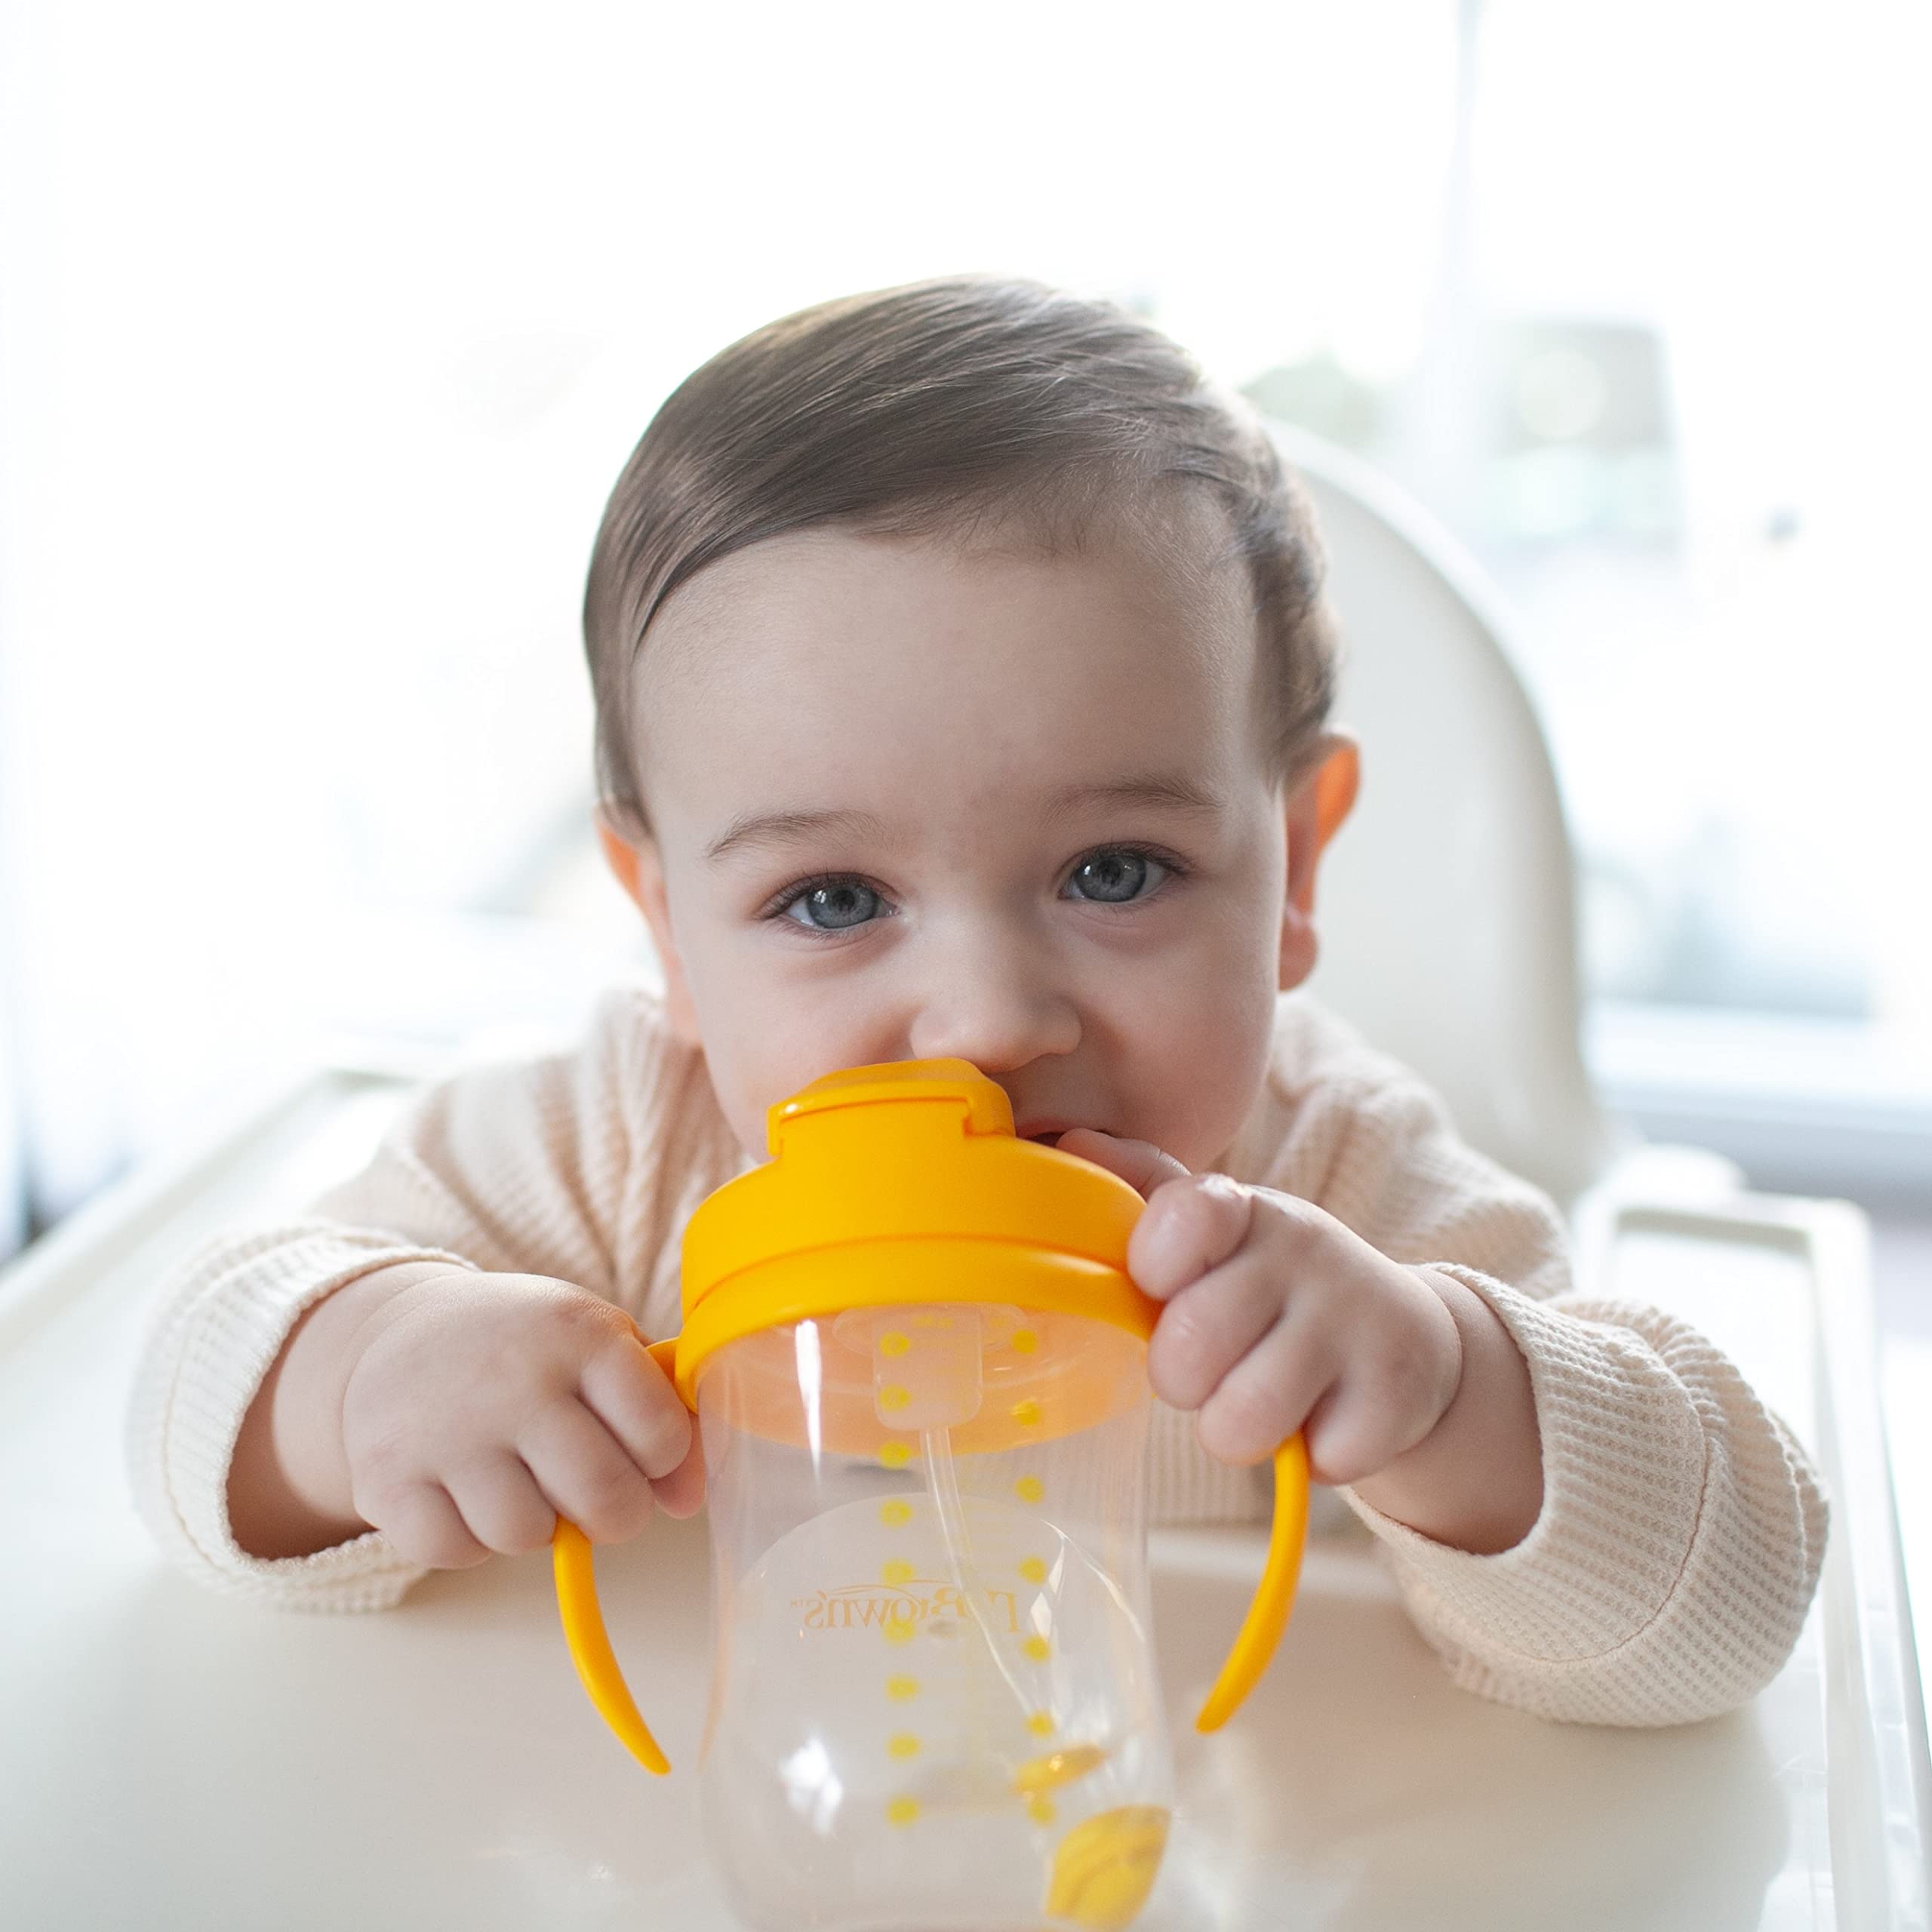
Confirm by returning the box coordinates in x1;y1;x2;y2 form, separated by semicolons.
125;987;1828;1729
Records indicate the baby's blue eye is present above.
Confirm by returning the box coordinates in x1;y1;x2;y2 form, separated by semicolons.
768;845;1180;936
781;878;884;931
1067;848;1168;903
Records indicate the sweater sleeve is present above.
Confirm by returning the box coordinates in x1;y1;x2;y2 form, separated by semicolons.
122;986;724;1613
1303;1060;1830;1727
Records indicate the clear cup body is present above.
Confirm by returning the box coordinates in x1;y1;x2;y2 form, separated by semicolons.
693;1306;1174;1932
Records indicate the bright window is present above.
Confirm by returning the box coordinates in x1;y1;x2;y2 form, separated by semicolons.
2;1;1924;1253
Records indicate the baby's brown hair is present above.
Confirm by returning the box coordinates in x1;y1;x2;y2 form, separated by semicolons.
584;275;1338;838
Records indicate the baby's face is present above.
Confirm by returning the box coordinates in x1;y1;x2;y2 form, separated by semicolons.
619;497;1321;1173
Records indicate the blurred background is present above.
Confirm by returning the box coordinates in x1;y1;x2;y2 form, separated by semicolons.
1;0;1927;1274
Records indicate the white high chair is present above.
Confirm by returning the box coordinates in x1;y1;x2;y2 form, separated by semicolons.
1277;421;1612;1211
1266;422;1848;1220
0;431;1923;1930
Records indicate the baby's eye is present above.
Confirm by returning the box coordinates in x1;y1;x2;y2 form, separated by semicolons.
1065;847;1173;905
774;875;888;933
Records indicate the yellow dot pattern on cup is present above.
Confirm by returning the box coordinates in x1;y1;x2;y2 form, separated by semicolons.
880;1385;911;1412
1028;1795;1057;1826
1027;1710;1055;1737
881;1558;914;1586
879;1441;913;1469
888;1734;921;1760
879;1497;913;1528
1010;1398;1042;1427
1019;1556;1048;1585
1011;1328;1039;1355
888;1797;920;1826
1014;1475;1044;1504
1023;1635;1052;1662
880;1331;910;1358
884;1615;918;1646
886;1675;920;1702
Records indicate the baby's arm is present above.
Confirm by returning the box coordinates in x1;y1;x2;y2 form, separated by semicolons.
1087;999;1827;1726
1267;1044;1829;1727
125;987;730;1608
226;1259;454;1558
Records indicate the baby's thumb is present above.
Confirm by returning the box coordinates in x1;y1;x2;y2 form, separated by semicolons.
1054;1128;1192;1201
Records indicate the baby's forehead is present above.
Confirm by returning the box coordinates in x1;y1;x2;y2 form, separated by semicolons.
641;481;1250;688
632;498;1264;840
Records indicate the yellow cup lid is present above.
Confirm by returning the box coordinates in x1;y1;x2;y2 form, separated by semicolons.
678;1057;1152;1345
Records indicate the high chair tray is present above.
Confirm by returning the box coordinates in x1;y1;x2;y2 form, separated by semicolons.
0;1063;1926;1929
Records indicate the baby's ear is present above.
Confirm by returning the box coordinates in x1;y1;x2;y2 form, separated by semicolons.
1278;733;1359;991
595;802;648;909
1300;733;1359;909
594;806;703;1044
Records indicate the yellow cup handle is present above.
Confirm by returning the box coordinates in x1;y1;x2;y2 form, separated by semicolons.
1192;1432;1311;1733
552;1335;688;1776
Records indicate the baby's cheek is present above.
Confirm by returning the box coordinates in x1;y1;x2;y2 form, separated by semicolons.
1123;977;1275;1174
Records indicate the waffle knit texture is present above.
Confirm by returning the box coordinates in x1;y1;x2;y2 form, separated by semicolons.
125;988;1828;1727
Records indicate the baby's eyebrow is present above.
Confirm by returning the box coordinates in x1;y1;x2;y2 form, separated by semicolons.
703;773;1222;866
1044;774;1226;822
706;807;892;865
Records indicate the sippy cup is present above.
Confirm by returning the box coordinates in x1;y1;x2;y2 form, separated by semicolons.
552;1059;1309;1932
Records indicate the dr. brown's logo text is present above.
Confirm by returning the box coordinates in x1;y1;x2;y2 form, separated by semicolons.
792;1580;1020;1636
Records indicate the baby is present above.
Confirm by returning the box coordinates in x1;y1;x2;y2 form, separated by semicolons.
129;276;1826;1730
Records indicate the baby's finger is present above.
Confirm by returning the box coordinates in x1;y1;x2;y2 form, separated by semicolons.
1195;1316;1334;1469
1055;1128;1191;1201
445;1449;562;1557
377;1478;493;1570
648;1430;707;1519
578;1329;695;1481
518;1399;658;1546
1147;1258;1288;1411
1128;1173;1257;1301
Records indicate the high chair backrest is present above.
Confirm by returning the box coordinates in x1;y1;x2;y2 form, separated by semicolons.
1272;423;1613;1208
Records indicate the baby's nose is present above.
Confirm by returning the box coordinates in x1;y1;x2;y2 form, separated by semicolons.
905;946;1081;1075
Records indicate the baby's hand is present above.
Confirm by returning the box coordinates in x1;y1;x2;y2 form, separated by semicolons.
1057;1131;1463;1485
337;1272;701;1569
